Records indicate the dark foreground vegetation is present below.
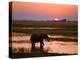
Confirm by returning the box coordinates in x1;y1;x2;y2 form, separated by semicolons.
10;53;77;58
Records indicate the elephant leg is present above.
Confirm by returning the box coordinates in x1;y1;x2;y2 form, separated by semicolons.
32;42;35;49
42;42;44;46
40;42;44;49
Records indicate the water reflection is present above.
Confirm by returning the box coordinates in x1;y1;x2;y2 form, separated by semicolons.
10;41;77;54
10;33;78;54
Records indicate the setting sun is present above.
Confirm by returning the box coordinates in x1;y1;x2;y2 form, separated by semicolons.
54;18;59;21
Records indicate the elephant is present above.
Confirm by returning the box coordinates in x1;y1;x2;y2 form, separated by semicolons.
30;33;49;49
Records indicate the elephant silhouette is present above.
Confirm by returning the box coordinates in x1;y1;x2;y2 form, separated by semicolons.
30;33;49;49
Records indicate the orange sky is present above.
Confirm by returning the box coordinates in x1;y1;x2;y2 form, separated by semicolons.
11;2;78;21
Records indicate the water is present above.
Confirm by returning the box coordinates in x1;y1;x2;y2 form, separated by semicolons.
11;41;77;54
10;32;78;54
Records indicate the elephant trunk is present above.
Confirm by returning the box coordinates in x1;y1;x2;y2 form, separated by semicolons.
47;37;50;41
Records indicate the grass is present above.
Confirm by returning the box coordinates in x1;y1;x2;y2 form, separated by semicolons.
11;20;77;36
12;20;77;28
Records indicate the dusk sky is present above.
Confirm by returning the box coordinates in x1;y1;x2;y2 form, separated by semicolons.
11;2;78;21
